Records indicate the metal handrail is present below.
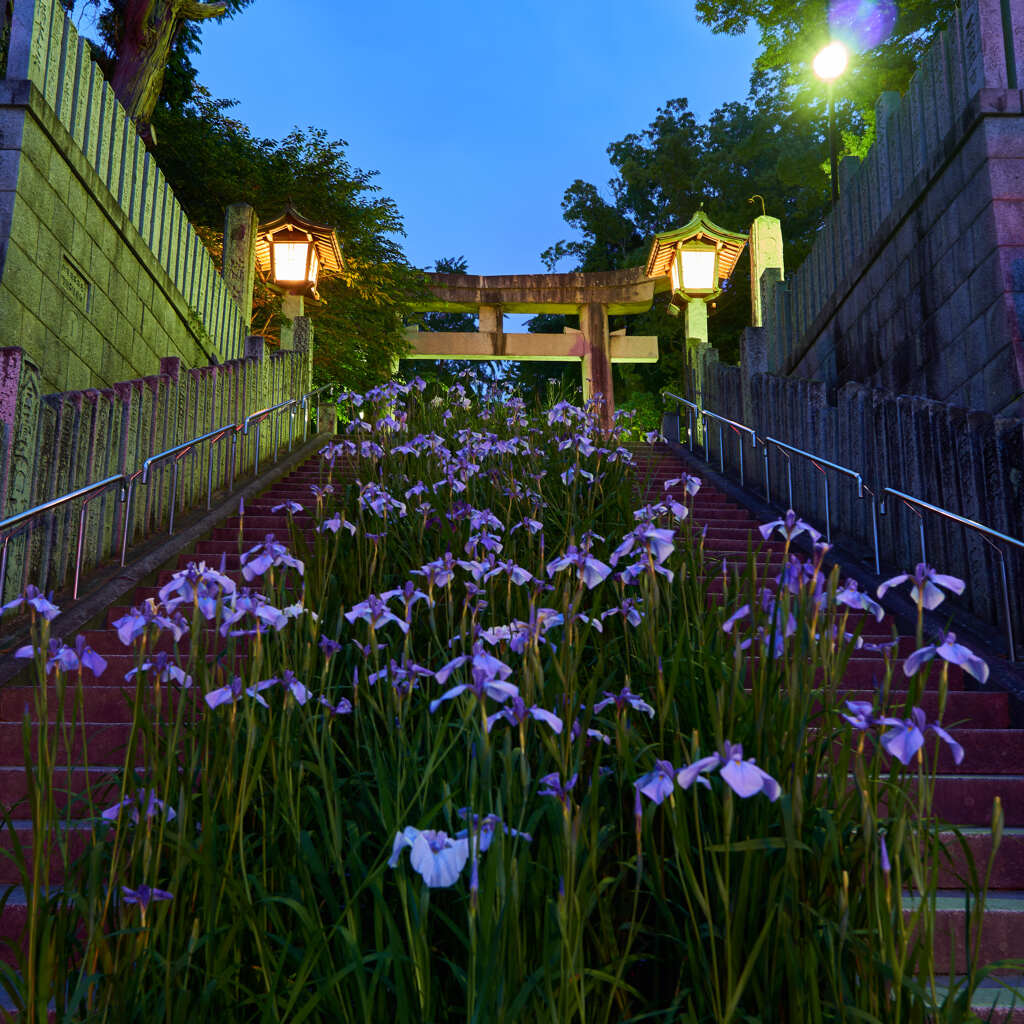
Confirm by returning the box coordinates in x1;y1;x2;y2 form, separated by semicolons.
664;392;758;486
762;436;865;547
301;383;336;444
2;385;335;606
881;486;1023;662
0;474;129;600
119;424;239;564
662;393;876;564
242;397;301;478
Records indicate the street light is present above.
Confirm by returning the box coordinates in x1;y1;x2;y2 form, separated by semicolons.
813;40;849;205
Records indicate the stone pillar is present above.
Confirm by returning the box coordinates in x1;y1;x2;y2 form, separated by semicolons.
222;203;259;325
478;304;502;335
579;302;614;428
280;294;304;350
739;326;767;429
293;316;314;393
749;215;784;328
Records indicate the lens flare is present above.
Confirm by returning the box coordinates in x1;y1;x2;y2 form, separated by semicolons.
829;0;898;51
813;41;849;82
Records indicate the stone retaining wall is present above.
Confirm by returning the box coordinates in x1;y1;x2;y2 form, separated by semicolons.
759;0;1024;418
0;333;314;603
0;0;247;394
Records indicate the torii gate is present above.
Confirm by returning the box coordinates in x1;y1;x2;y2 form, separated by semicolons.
404;268;668;427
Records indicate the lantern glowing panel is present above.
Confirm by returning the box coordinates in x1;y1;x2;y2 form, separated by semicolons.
672;245;718;295
272;240;313;285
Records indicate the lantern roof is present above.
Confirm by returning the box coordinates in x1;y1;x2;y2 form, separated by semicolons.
645;209;748;284
255;205;344;279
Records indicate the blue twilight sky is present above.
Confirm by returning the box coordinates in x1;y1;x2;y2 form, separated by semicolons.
79;0;762;282
190;0;761;279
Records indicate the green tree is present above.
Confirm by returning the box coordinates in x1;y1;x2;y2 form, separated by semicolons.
542;88;828;390
696;0;957;128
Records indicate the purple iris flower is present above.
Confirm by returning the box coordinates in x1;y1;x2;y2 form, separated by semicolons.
411;553;458;589
388;827;469;888
455;809;532;851
880;834;892;874
877;563;965;610
610;525;676;567
903;632;989;684
381;581;433;616
0;585;61;621
318;635;342;658
345;593;410;634
319;695;353;716
600;599;644;627
833;578;884;621
546;544;612;590
240;535;305;581
538;772;578;808
16;635;108;677
840;700;876;730
635;760;676;805
319;513;356;535
205;676;272;710
510;517;544;535
486;696;563;734
430;645;519;712
663;474;702;497
483;560;534;586
218;591;289;636
271;501;304;516
677;743;781;801
758;510;821;544
158;561;236;618
124;651;192;689
878;707;964;766
112;601;188;647
368;658;432;694
593;686;655;719
102;790;176;823
121;884;174;909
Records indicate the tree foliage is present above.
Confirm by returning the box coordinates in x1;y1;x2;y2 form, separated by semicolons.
67;2;423;390
696;0;957;127
542;87;829;398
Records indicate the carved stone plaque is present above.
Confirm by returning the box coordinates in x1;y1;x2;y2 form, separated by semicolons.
60;255;90;311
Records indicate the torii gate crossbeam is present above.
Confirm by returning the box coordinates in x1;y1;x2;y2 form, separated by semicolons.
405;269;669;426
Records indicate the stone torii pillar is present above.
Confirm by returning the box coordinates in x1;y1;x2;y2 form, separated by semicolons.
579;302;613;418
404;269;668;430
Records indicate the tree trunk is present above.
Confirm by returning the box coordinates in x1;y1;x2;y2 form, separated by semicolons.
109;0;226;141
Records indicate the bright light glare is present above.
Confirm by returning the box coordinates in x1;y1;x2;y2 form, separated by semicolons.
813;41;849;81
273;242;310;283
680;250;717;292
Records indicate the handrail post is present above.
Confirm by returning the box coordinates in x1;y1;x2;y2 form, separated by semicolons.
823;476;831;544
289;407;296;451
120;480;136;567
207;443;216;511
870;493;880;574
168;463;180;536
254;422;263;477
786;458;793;510
738;436;745;488
0;535;9;604
763;443;771;504
72;499;90;599
994;549;1017;663
230;431;239;492
718;424;724;474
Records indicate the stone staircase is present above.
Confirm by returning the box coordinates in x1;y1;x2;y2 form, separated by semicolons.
0;442;1020;1016
0;448;341;981
634;443;1024;1016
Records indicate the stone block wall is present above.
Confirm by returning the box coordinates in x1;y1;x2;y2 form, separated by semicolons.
0;0;247;395
682;335;1024;658
761;0;1024;419
0;335;314;602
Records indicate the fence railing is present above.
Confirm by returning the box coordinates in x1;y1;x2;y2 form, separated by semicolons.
1;387;335;606
663;393;1022;662
880;487;1024;662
